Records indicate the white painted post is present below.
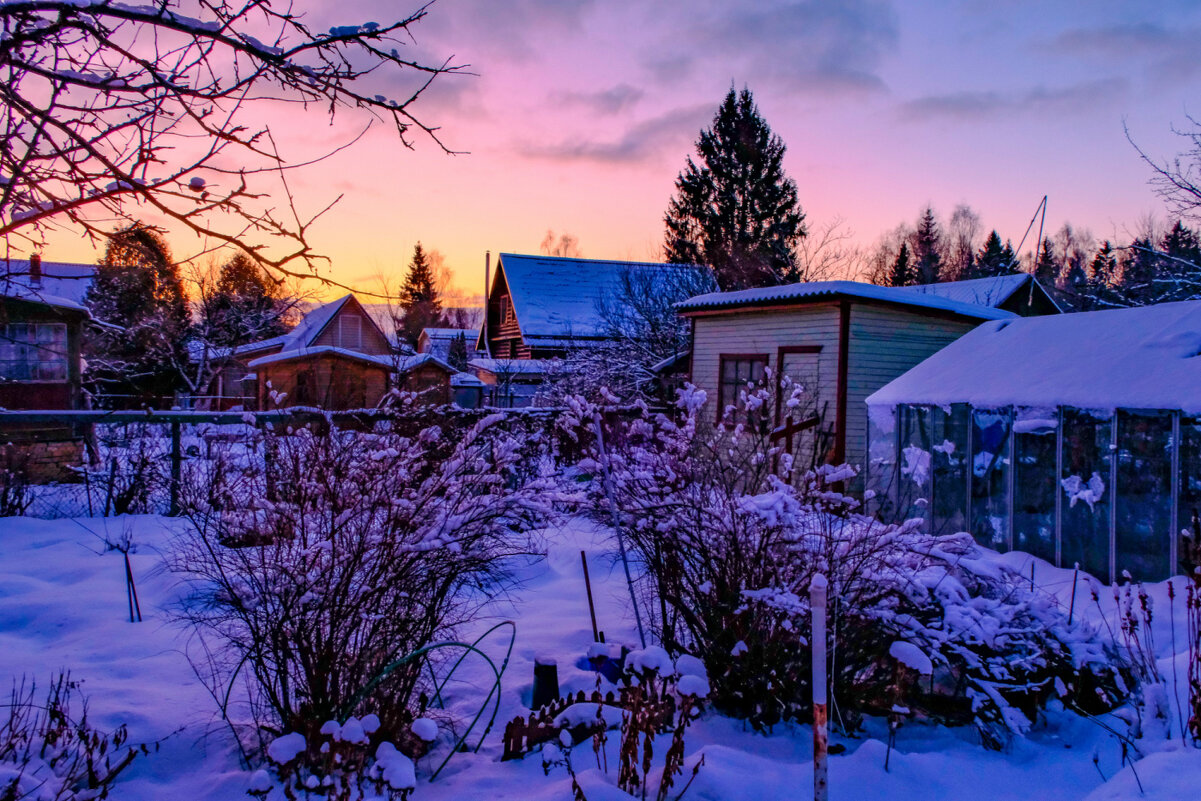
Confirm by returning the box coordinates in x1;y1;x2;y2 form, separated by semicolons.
810;573;828;801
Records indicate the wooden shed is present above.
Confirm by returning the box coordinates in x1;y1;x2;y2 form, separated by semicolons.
678;280;1015;475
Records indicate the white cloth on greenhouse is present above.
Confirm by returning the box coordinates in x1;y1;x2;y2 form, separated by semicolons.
866;300;1201;414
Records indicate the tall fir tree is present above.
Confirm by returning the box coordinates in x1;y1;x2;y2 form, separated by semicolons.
971;231;1020;279
1033;237;1059;288
398;242;445;346
84;224;190;404
201;251;294;347
888;242;915;287
447;331;469;371
664;87;806;290
912;207;943;284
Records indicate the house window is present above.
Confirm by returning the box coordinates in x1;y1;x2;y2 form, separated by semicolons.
338;315;362;350
718;354;768;421
0;323;68;382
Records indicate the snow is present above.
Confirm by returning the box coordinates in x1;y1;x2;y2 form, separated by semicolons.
267;733;307;765
897;273;1059;311
867;299;1201;412
674;654;707;679
411;717;438;743
888;641;934;675
677;675;710;698
469;357;552;375
247;345;395;369
555;703;624;730
678;279;1016;321
2;512;1199;800
1;258;95;304
497;253;709;340
626;645;673;675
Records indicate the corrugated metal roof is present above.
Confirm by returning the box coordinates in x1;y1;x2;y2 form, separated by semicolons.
1;259;96;310
896;273;1052;309
498;253;710;340
677;279;1014;321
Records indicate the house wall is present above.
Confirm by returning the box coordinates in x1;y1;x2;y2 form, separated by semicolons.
845;305;978;471
312;301;391;355
257;355;389;411
691;304;842;445
0;297;84;411
485;269;530;359
396;364;451;405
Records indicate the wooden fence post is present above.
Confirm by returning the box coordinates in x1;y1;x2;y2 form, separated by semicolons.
168;420;182;516
810;573;828;801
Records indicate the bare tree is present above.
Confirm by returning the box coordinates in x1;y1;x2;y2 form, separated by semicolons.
944;204;983;281
1128;116;1201;223
793;216;860;282
539;230;582;258
0;1;464;280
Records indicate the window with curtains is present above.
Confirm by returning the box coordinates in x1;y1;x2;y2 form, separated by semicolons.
718;354;768;420
0;323;68;382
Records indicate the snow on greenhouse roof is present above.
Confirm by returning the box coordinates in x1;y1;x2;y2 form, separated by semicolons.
866;300;1201;412
677;280;1014;321
498;253;708;339
896;273;1058;311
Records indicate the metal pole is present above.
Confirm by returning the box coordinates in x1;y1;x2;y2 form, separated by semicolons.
580;550;600;642
811;573;829;801
592;417;647;648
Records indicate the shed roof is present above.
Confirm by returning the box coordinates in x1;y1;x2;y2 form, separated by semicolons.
677;280;1014;321
498;253;709;340
895;273;1057;310
866;300;1201;413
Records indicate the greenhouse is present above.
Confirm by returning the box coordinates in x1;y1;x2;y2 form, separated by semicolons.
865;300;1201;583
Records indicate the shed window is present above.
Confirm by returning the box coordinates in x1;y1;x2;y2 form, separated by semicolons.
0;323;68;382
718;355;768;421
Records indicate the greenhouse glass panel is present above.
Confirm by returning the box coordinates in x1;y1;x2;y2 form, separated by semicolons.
971;408;1012;551
1060;409;1112;582
1013;408;1058;565
896;405;933;526
866;404;898;521
929;404;970;536
1115;410;1172;581
1180;417;1201;576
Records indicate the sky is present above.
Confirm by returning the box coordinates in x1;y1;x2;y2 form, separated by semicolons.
37;0;1201;300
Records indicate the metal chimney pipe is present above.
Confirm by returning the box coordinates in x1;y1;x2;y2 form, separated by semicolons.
29;253;42;286
483;251;491;357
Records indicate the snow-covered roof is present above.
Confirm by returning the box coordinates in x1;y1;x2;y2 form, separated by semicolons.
866;300;1201;413
421;327;476;341
498;253;709;340
451;372;487;387
469;357;550;376
247;345;394;369
678;280;1015;320
397;352;455;373
896;273;1059;311
1;259;96;306
278;294;352;350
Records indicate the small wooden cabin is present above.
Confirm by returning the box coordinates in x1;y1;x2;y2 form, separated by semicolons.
1;256;98;480
678;280;1018;475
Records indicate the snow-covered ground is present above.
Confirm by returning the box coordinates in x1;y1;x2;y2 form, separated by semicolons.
1;513;1198;799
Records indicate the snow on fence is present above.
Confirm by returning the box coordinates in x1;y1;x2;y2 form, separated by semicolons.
500;687;676;761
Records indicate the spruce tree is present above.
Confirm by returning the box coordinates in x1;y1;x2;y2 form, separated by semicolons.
664;87;806;290
447;332;469;371
85;224;190;404
972;231;1020;279
399;242;445;346
888;243;915;287
1033;237;1059;288
202;251;293;347
912;208;943;284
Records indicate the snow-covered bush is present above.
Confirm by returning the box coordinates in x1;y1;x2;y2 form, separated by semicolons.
0;673;143;800
568;381;1131;748
170;413;559;767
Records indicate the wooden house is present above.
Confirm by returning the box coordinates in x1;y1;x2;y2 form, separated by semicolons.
0;256;99;480
417;327;480;363
678;280;1020;476
477;253;709;360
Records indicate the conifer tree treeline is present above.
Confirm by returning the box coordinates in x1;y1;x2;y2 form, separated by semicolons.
664;87;807;291
397;242;446;346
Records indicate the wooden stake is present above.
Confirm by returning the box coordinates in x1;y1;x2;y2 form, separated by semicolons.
811;573;829;801
581;550;600;642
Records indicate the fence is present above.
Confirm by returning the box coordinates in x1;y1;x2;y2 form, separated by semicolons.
1;405;655;520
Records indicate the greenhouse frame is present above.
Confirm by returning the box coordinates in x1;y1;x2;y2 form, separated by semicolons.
865;301;1201;584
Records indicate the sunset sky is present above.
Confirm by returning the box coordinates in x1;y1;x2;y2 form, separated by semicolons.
41;0;1201;300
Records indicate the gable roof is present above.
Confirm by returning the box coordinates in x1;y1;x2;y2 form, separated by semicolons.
247;345;394;370
494;253;710;344
677;280;1015;321
866;300;1201;413
896;273;1060;312
1;259;96;314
